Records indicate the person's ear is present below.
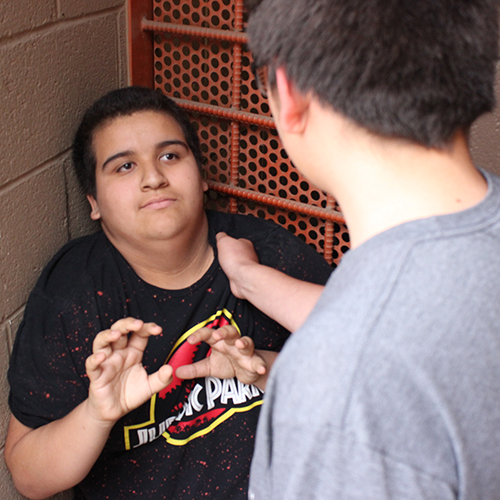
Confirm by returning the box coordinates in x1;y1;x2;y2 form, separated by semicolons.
273;66;311;134
86;194;101;221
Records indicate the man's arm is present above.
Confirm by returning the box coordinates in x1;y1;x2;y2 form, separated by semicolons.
216;232;325;332
5;404;114;500
5;318;172;499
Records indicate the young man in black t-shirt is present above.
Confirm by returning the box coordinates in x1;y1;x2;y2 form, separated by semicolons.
5;87;332;500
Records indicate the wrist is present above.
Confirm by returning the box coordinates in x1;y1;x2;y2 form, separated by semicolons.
230;261;263;299
82;398;120;431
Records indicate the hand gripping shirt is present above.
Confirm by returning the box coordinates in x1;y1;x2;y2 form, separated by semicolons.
8;210;332;500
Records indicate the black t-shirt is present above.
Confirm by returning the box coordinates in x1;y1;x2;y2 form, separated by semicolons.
8;210;332;499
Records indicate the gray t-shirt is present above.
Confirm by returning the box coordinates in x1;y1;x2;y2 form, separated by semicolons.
249;168;500;500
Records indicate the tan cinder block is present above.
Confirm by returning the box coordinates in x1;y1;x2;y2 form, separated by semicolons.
470;63;500;177
0;448;29;499
59;0;124;18
6;309;24;349
470;111;500;177
63;155;100;239
2;311;25;452
471;110;500;175
0;13;123;186
0;325;10;448
117;8;129;87
52;490;75;500
0;0;56;38
0;164;67;322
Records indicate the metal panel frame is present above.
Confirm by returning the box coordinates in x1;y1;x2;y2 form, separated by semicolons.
128;0;349;265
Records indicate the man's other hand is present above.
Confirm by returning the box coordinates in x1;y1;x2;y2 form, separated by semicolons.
85;317;173;424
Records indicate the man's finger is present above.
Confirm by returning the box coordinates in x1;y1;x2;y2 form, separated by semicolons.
176;359;212;380
93;317;144;352
215;231;230;242
134;321;162;337
234;336;256;356
128;322;163;351
85;351;106;382
93;329;123;352
110;317;144;332
251;355;267;376
212;325;240;344
186;327;220;346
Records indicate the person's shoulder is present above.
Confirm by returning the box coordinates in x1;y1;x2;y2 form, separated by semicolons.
207;210;333;281
207;209;289;241
207;208;303;253
35;231;112;299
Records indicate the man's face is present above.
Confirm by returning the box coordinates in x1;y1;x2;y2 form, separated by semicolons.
87;110;207;248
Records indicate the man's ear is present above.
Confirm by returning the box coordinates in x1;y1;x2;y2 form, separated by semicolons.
86;194;101;221
273;66;311;134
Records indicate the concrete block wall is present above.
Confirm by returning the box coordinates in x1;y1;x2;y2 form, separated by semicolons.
470;66;500;176
0;0;127;498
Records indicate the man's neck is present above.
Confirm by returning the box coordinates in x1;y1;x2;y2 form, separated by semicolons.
103;214;214;290
303;105;488;249
336;132;487;248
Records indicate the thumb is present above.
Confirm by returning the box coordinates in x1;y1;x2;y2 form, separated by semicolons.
149;364;173;394
176;359;212;380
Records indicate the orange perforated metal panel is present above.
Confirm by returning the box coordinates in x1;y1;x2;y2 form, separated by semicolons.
129;0;350;266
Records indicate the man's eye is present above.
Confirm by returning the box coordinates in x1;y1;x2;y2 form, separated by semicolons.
160;152;178;161
117;162;134;172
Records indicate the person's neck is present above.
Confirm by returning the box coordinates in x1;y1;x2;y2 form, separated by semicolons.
336;132;486;248
103;215;214;290
304;107;488;249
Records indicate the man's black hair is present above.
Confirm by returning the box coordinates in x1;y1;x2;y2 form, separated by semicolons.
72;86;204;197
246;0;499;147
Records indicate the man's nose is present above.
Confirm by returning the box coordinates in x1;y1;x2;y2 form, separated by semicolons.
141;162;168;190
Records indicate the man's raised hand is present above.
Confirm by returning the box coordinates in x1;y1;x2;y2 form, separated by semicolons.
216;232;260;299
176;325;273;390
85;317;173;424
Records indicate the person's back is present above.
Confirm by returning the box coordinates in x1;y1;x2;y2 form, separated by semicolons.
241;0;500;498
251;174;500;498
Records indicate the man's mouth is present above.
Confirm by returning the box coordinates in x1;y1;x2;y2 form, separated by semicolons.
141;196;176;210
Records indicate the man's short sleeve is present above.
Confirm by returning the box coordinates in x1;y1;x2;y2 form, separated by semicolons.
255;223;333;285
8;289;90;429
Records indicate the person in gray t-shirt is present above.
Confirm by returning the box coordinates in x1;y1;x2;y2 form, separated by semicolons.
209;0;500;499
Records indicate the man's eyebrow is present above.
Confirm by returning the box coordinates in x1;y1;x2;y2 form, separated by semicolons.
101;140;189;170
102;151;133;171
156;139;189;151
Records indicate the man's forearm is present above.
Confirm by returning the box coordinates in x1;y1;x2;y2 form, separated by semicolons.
237;263;324;332
5;400;115;499
216;233;325;331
